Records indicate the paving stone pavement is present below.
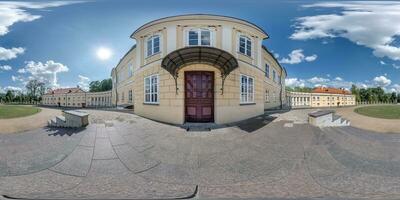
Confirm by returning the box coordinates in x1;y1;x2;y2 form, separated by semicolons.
0;110;400;199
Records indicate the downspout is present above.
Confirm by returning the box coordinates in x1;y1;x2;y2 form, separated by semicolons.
279;69;283;110
115;69;118;108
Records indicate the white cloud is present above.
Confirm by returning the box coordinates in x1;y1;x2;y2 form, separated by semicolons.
305;54;317;62
291;1;400;61
334;77;343;81
391;84;400;93
380;60;386;65
78;75;90;90
286;75;381;90
11;75;22;82
373;75;392;87
393;63;400;69
17;60;69;88
0;1;81;36
314;84;328;88
0;47;24;60
0;65;12;71
359;83;368;89
285;78;306;87
279;49;318;64
3;86;22;92
308;76;330;84
0;1;82;61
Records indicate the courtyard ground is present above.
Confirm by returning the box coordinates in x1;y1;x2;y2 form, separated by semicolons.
0;106;61;134
1;109;400;199
335;106;400;133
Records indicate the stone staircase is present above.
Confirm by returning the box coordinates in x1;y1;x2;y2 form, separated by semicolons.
48;110;89;128
308;110;350;127
48;115;67;127
332;114;350;126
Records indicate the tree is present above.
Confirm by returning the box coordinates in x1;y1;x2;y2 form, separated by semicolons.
390;92;397;103
285;86;313;93
5;90;14;102
398;93;400;103
89;78;112;92
351;84;361;102
26;79;46;103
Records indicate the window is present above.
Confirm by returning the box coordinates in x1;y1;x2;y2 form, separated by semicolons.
265;90;270;102
239;36;252;56
278;75;281;85
272;70;276;82
121;92;124;101
265;64;270;78
128;63;134;77
240;74;254;103
188;29;211;46
144;74;159;104
146;35;160;57
128;90;132;103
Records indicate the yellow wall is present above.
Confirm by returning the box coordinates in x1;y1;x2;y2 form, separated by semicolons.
111;15;286;124
132;62;264;124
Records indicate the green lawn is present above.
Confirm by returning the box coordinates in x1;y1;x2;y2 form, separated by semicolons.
0;105;41;119
354;105;400;119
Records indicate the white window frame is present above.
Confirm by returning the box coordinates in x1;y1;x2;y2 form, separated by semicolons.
265;64;270;78
238;35;252;57
240;74;254;104
128;62;134;77
144;74;159;104
186;28;213;47
128;90;133;103
146;35;161;57
265;90;270;103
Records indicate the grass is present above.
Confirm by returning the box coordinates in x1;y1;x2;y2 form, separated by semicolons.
354;105;400;119
0;105;41;119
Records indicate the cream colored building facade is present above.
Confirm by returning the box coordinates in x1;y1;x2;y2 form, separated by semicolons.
42;88;112;108
287;89;356;108
111;14;286;124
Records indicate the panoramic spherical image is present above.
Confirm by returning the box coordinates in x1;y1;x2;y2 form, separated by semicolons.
0;1;400;200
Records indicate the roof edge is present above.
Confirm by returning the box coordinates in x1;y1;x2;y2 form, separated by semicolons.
262;45;286;77
131;14;269;39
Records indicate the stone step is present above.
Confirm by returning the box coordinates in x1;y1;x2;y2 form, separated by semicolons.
48;118;57;127
56;115;66;122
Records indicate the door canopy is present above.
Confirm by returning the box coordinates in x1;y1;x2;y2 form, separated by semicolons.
161;46;239;94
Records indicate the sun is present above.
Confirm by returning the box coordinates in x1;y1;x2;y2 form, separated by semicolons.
96;47;112;60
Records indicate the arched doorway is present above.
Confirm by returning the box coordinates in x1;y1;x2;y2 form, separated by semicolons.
184;71;214;122
162;46;238;123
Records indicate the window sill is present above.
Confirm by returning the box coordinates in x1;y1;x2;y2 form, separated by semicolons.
187;44;212;47
145;52;161;59
237;52;253;59
240;102;256;106
143;102;159;105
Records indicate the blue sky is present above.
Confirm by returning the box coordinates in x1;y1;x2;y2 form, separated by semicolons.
0;0;399;93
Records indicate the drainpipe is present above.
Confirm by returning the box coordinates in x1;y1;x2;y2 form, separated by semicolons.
115;70;118;108
279;69;283;110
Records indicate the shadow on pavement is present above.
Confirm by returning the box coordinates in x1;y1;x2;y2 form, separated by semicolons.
230;114;277;133
44;127;85;137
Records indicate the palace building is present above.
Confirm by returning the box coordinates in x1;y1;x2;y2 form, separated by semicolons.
42;87;112;108
111;14;287;124
287;87;356;108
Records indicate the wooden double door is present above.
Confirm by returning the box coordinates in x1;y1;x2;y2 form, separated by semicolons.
184;71;214;122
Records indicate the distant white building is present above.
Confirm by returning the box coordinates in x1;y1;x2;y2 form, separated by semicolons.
287;87;356;108
41;87;112;108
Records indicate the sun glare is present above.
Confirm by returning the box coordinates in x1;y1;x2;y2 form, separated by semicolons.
96;47;112;60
